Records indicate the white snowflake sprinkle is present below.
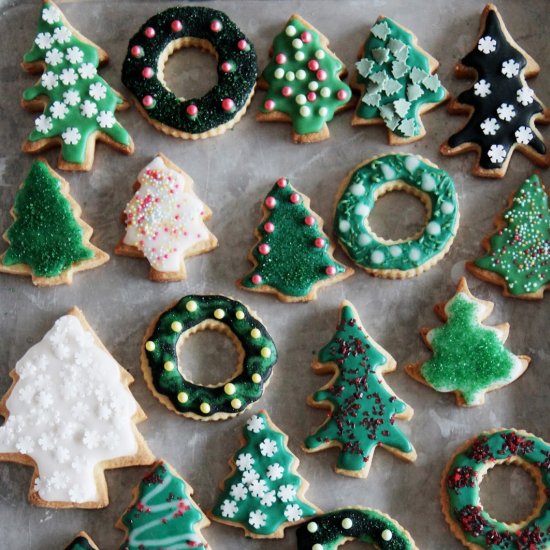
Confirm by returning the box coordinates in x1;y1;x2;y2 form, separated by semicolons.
41;71;58;90
50;101;68;120
53;26;72;44
516;86;535;106
60;68;78;86
66;46;84;64
477;36;497;54
515;125;534;144
497;103;516;121
480;117;500;136
242;469;260;486
83;430;99;449
249;479;268;498
220;499;238;518
80;100;98;118
16;435;35;454
55;446;70;463
473;79;491;98
284;503;303;522
38;433;55;451
71;401;89;420
247;415;265;433
96;110;116;128
248;510;267;529
37;391;53;409
488;144;507;164
35;32;54;50
62;127;81;145
230;483;248;501
63;89;81;106
501;59;520;78
89;82;107;101
49;471;67;490
259;438;278;458
78;63;97;79
277;484;296;503
236;453;255;472
18;385;35;404
42;6;60;24
260;490;276;507
45;48;63;66
266;463;284;481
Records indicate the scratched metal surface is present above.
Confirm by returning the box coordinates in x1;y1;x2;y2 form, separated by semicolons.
0;0;548;548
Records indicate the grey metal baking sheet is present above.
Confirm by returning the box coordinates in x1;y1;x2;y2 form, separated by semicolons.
0;0;548;548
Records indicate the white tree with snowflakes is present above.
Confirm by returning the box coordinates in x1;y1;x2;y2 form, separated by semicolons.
0;310;153;507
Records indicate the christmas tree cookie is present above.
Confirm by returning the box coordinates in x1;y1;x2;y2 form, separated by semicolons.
441;4;550;178
0;308;154;508
303;301;416;479
117;461;210;550
211;411;319;538
351;16;448;143
257;14;352;143
0;160;108;286
406;277;531;406
238;177;352;302
115;154;218;282
63;532;100;550
467;174;549;300
21;1;133;171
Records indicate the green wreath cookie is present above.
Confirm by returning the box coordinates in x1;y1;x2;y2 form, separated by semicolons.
334;153;459;278
122;6;257;139
142;295;277;420
296;509;418;549
443;429;550;549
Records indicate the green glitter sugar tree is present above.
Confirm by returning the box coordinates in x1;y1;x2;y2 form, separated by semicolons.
303;300;416;479
21;1;133;171
406;277;531;406
467;174;550;299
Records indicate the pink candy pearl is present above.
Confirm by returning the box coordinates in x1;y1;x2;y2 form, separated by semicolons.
301;31;312;43
237;39;248;50
264;99;275;111
325;266;336;276
259;244;270;255
251;274;262;284
210;20;222;32
144;27;155;38
142;95;154;107
275;53;287;64
171;20;183;32
307;59;319;71
316;70;327;81
289;193;300;204
265;196;276;208
142;67;153;78
314;238;325;248
221;61;232;73
131;45;143;57
304;216;315;226
277;177;287;188
337;89;348;100
281;86;292;97
186;104;198;116
264;222;275;233
307;92;317;102
221;98;235;111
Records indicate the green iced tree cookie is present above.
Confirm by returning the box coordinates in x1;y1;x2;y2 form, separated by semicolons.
63;532;100;550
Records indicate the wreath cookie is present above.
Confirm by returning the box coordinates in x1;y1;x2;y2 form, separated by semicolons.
122;6;257;139
467;173;549;300
334;153;459;278
297;509;418;550
142;295;277;421
442;429;550;549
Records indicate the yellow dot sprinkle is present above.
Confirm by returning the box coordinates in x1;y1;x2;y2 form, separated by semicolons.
164;361;174;371
214;308;225;319
260;347;272;358
250;328;261;339
145;341;155;351
186;301;197;312
171;321;183;332
200;402;211;414
231;398;242;409
177;392;188;403
224;383;236;395
235;310;245;320
251;373;262;384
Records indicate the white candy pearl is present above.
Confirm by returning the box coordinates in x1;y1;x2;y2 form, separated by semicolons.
441;201;454;214
409;248;421;261
421;173;436;191
381;529;393;541
371;250;385;264
426;221;441;235
341;517;353;529
307;522;318;533
274;68;284;79
312;545;323;550
355;203;370;216
296;94;307;105
285;25;297;36
300;106;311;117
308;81;319;91
286;71;295;81
320;87;331;98
315;49;325;59
296;69;307;80
318;107;328;116
292;38;303;49
295;51;305;61
359;233;372;246
390;245;402;257
339;220;351;233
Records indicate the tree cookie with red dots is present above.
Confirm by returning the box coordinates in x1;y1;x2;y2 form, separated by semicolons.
122;6;257;139
257;14;352;143
238;177;353;302
467;173;549;300
303;300;416;479
115;154;217;282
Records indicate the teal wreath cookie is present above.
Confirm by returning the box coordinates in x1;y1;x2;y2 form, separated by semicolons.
142;295;277;421
442;429;550;549
334;153;459;278
122;6;257;139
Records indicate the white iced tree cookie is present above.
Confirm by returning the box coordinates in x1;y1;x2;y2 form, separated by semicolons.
0;308;154;508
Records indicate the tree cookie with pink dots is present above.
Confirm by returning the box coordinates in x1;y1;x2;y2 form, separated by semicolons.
115;154;217;282
121;6;257;139
238;177;353;302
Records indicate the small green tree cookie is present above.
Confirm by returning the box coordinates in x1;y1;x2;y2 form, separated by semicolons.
63;532;100;550
22;1;133;171
467;174;549;299
211;411;318;538
303;300;416;479
0;160;108;286
406;277;531;406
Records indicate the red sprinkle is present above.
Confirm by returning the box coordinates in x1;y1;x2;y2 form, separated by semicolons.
144;27;155;38
171;20;183;32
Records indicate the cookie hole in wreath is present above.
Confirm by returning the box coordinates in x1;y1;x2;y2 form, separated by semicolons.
479;463;541;526
177;323;243;386
159;38;218;100
366;185;429;244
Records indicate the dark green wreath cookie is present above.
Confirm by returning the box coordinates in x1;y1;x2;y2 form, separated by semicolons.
122;6;257;139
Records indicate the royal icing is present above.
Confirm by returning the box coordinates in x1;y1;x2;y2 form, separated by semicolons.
297;509;417;550
64;534;98;550
211;411;317;537
23;1;132;167
143;296;277;419
471;174;549;297
259;15;351;137
445;6;548;172
407;278;529;406
354;17;446;139
122;6;257;136
240;177;350;300
0;161;97;279
118;461;209;550
0;314;146;505
444;429;550;549
304;301;415;477
121;156;216;274
334;154;458;276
